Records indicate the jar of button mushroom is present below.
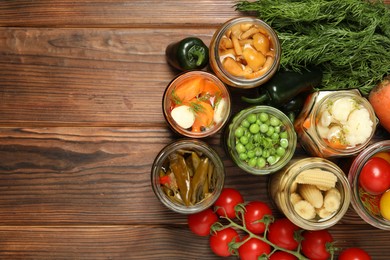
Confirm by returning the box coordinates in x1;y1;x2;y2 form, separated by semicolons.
269;157;351;230
294;89;378;158
209;17;281;89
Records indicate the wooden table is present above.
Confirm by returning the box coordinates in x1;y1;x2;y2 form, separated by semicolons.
0;1;389;259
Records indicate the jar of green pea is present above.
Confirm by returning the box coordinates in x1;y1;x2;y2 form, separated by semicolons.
226;106;297;175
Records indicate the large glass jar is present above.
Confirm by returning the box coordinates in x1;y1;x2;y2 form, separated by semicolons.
269;157;351;230
348;140;390;230
294;89;377;158
151;139;225;214
209;17;281;89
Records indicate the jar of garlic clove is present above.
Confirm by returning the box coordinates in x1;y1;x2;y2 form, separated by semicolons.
269;157;351;230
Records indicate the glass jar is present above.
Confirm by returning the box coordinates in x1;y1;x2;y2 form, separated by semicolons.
269;157;351;230
162;70;231;138
294;89;377;158
151;139;225;214
225;105;296;175
209;17;281;89
348;140;390;230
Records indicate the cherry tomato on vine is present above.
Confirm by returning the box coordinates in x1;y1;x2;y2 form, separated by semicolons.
269;251;298;260
359;157;390;195
268;218;300;250
243;201;272;234
187;208;218;236
338;247;371;260
301;230;333;260
238;236;271;260
214;188;244;219
209;227;239;257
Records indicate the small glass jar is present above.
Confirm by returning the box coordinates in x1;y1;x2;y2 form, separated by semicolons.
225;105;297;175
348;140;390;230
269;157;351;230
209;17;281;89
294;89;377;158
162;70;231;138
151;139;225;214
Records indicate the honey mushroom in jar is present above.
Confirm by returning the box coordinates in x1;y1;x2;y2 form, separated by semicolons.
219;22;275;79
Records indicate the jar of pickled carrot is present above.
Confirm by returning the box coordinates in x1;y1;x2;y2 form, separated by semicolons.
209;17;281;89
294;89;377;158
162;71;231;138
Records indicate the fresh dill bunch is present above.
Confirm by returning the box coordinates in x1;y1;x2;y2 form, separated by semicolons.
235;0;390;95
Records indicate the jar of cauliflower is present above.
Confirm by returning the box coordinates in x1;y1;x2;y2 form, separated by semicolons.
294;89;377;158
269;157;351;230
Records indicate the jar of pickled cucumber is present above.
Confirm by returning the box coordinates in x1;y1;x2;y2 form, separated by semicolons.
269;157;351;230
151;139;225;214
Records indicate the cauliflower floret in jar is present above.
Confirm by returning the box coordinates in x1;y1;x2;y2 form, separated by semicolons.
345;108;373;146
330;97;356;123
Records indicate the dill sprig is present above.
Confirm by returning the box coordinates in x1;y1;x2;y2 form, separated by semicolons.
235;0;390;95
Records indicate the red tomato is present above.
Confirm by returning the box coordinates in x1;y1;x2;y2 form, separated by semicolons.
269;251;297;260
268;218;300;250
209;227;239;257
359;157;390;195
301;230;333;260
214;188;244;219
238;236;271;260
339;247;371;260
187;208;218;236
243;201;273;234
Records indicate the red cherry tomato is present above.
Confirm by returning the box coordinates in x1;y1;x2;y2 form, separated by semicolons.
268;218;300;250
301;230;333;260
214;188;244;219
359;157;390;195
243;201;273;234
209;227;239;257
187;208;218;236
269;251;298;260
238;236;271;260
339;247;371;260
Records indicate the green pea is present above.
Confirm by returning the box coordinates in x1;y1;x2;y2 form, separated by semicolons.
249;123;260;134
241;119;250;128
258;112;269;122
236;143;246;153
239;153;248;160
280;138;289;149
235;126;245;138
274;125;281;133
247;150;256;159
271;132;280;140
270;116;280;126
245;142;254;151
260;124;269;133
247;113;257;123
266;126;275;136
240;135;249;145
248;157;257;167
262;149;270;158
256;157;266;168
280;131;288;139
276;146;286;156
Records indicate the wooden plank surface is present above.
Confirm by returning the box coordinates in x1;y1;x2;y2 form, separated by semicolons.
1;0;390;259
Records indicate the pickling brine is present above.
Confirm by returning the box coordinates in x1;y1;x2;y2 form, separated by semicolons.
294;89;377;158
